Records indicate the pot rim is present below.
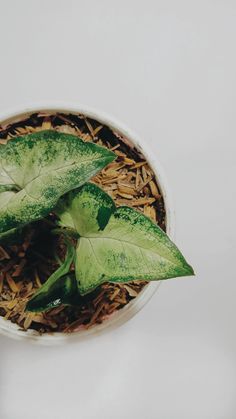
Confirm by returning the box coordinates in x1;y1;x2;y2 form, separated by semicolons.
0;103;175;345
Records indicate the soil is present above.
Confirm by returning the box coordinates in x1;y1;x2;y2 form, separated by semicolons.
0;111;166;334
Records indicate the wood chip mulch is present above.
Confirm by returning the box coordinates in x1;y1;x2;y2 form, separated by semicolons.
0;112;166;334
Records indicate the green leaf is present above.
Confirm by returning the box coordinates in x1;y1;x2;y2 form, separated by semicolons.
26;242;79;312
0;227;21;243
58;183;194;295
26;273;79;312
55;182;115;235
0;130;115;240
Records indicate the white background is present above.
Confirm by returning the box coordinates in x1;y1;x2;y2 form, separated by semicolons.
0;1;236;418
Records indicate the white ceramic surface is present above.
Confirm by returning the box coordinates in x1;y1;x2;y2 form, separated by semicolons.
0;105;175;345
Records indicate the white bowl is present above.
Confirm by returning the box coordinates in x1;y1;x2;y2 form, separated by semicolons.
0;104;175;345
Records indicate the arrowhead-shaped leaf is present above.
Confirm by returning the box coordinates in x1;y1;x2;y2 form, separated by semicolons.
0;131;115;240
57;183;194;295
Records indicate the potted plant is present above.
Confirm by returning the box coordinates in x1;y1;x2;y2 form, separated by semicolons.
0;106;194;344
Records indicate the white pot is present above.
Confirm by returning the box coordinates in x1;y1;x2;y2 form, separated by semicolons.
0;104;175;345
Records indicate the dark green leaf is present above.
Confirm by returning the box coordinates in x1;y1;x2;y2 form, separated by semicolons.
26;242;79;312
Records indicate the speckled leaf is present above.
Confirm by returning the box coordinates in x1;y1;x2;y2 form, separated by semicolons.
0;131;115;240
55;182;115;235
58;183;194;295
